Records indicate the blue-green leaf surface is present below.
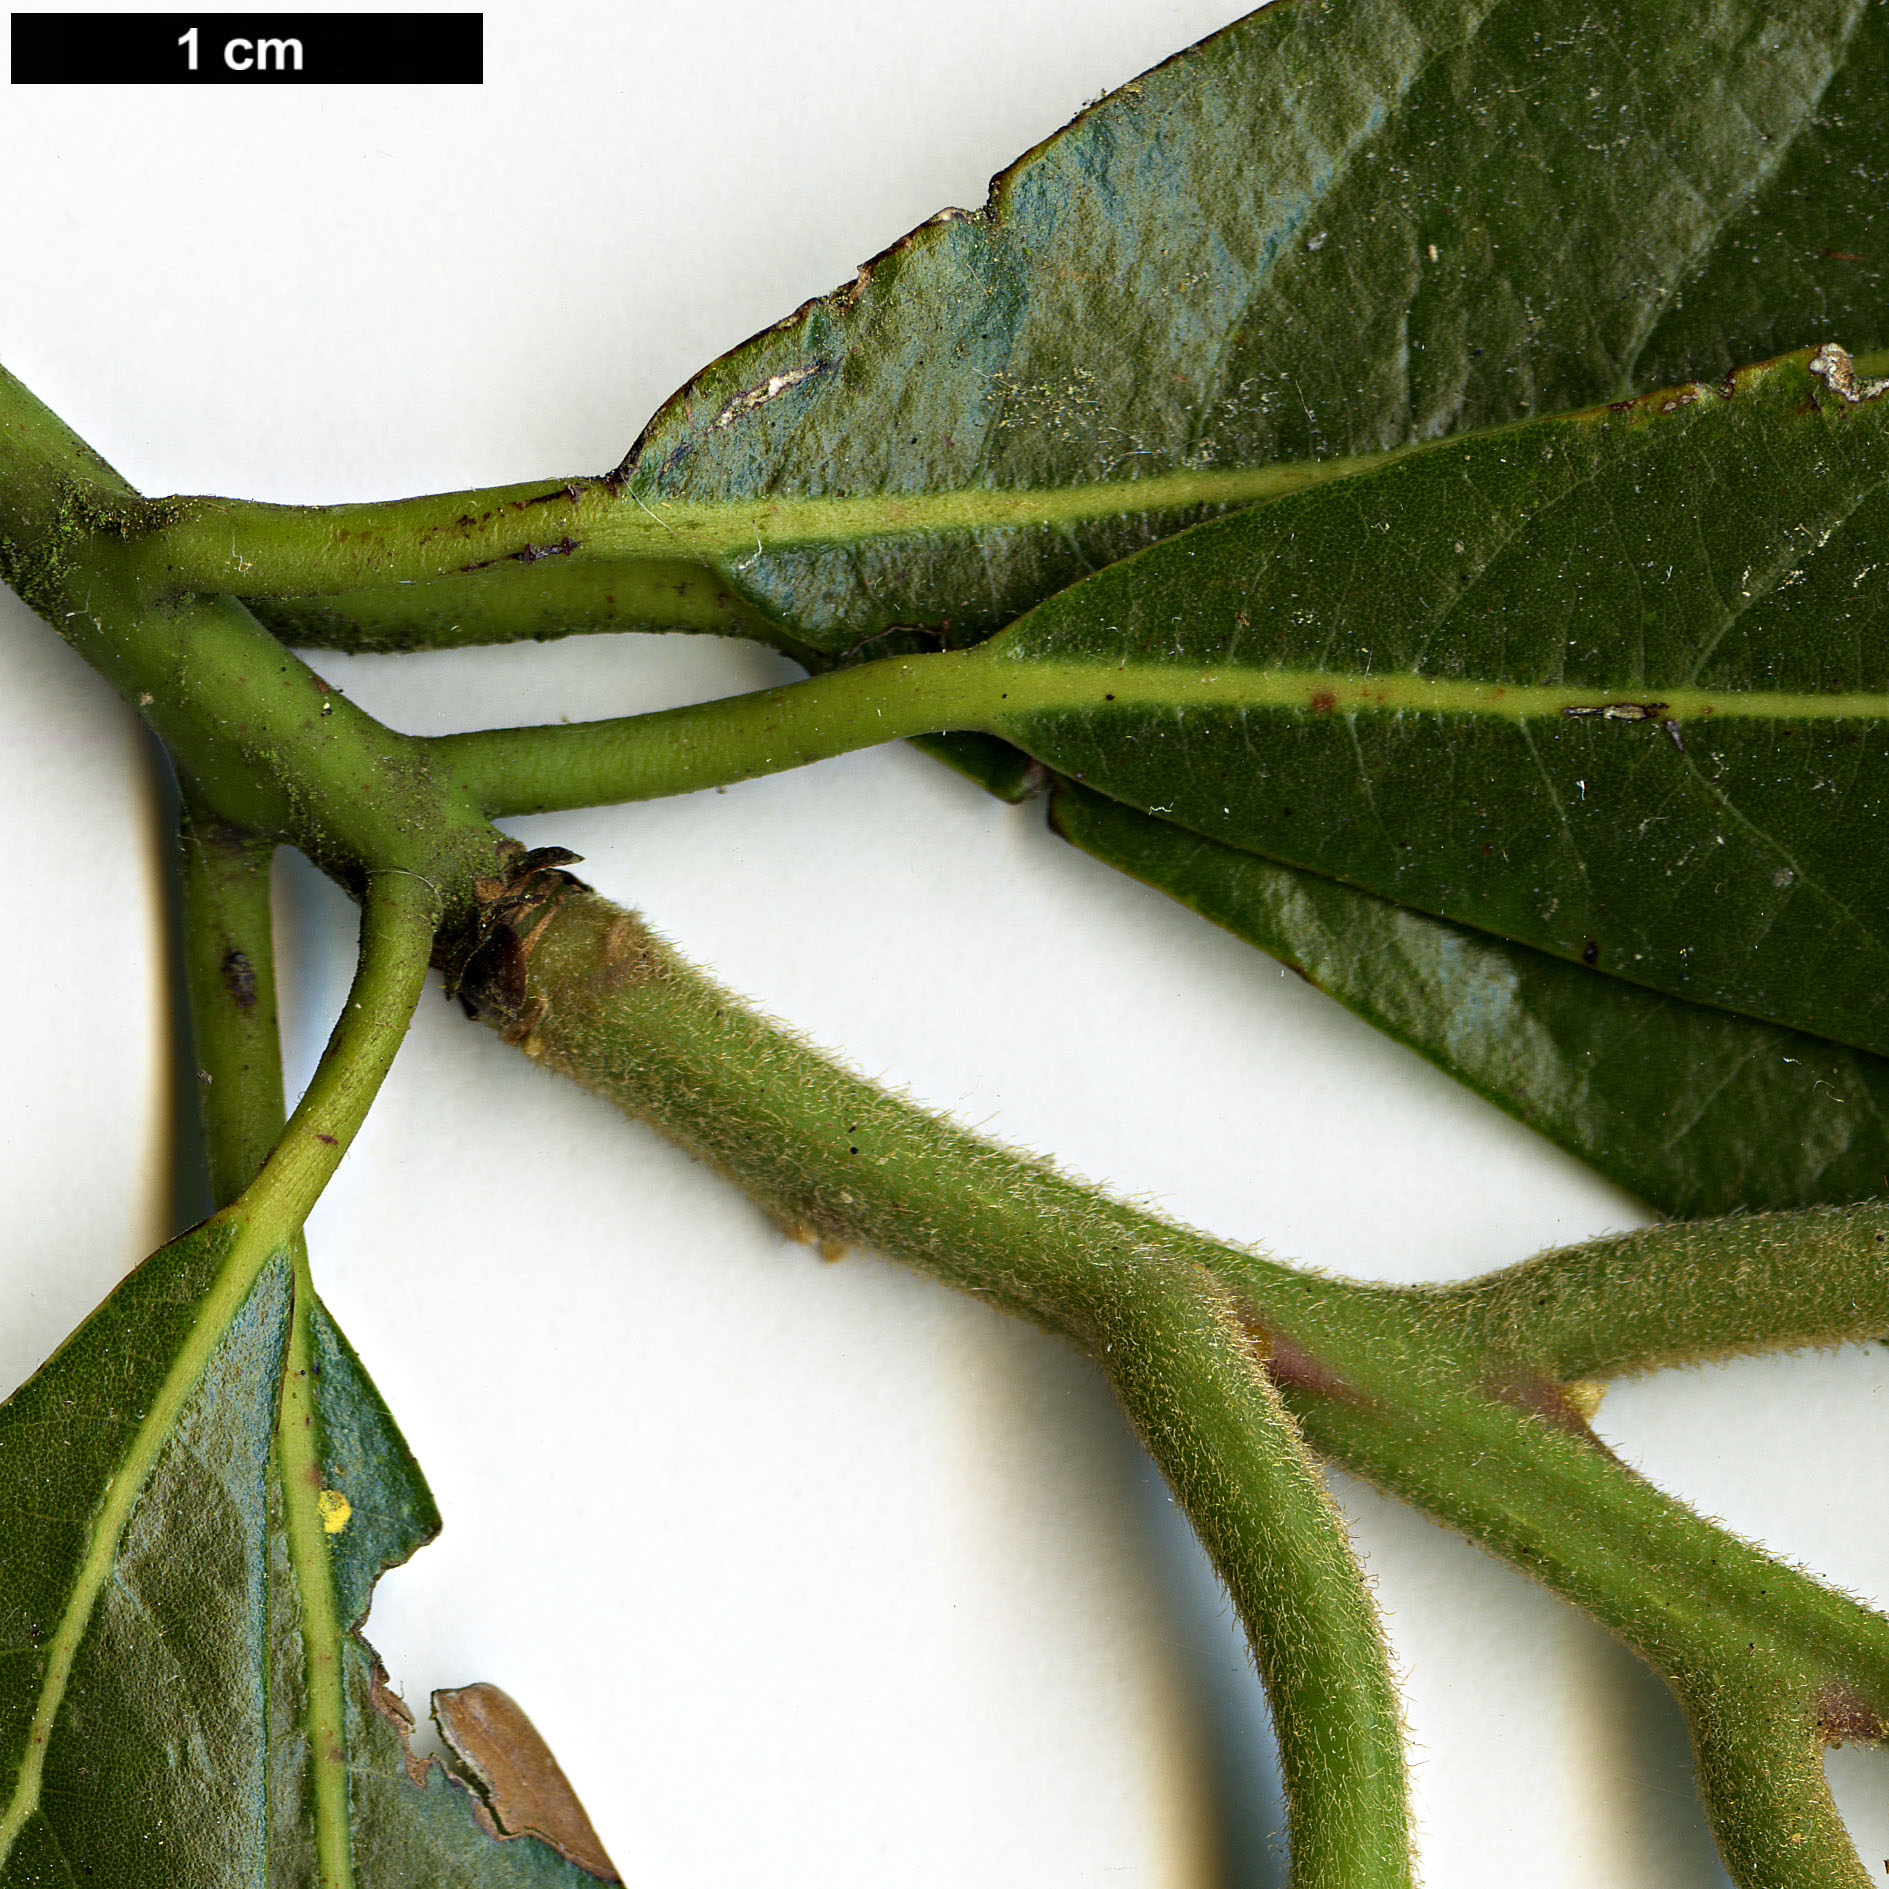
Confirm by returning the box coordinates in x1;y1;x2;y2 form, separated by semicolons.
0;1228;615;1886
623;0;1886;653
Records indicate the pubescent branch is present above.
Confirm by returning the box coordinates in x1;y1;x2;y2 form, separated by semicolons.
1686;1681;1873;1889
476;889;1419;1887
468;887;1889;1889
1421;1207;1889;1379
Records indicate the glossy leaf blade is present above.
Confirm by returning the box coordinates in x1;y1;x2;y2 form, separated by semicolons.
623;0;1882;652
1632;11;1889;393
984;347;1889;1059
0;1225;286;1883
0;1227;615;1885
1052;782;1889;1216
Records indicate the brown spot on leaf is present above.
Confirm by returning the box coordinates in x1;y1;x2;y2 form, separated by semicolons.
434;1683;622;1881
369;1661;429;1788
220;948;257;1012
1307;689;1337;715
1560;700;1670;725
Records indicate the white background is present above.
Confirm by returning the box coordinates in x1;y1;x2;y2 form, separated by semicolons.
2;3;1887;1883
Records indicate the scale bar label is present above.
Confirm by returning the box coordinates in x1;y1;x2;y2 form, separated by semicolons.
11;13;483;83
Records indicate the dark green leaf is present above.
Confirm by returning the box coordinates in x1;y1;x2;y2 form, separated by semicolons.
1632;11;1889;393
624;0;1883;653
1052;781;1889;1216
0;1224;285;1883
984;347;1889;1057
616;0;1889;1212
0;1226;616;1886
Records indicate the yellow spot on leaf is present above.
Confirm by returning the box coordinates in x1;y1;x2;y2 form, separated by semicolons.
316;1488;352;1534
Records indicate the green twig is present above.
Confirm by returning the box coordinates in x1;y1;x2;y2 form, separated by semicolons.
238;868;440;1235
484;890;1417;1888
0;365;505;903
474;886;1889;1889
252;556;786;653
1421;1206;1889;1380
177;797;285;1206
14;352;1889;1884
430;652;985;813
1687;1684;1871;1889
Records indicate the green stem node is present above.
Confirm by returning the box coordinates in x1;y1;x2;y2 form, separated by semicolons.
0;365;508;904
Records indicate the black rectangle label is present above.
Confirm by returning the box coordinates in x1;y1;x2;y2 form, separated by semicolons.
11;13;482;83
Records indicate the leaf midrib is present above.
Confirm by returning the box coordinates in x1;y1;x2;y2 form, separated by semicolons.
980;662;1889;725
275;1245;354;1889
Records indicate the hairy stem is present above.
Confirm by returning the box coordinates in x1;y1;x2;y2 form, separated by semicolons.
1282;1389;1881;1888
1420;1207;1889;1378
474;886;1889;1889
1688;1686;1870;1889
484;890;1416;1888
13;352;1889;1883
